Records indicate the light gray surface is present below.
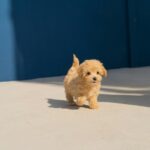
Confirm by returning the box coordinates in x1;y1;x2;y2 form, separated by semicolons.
0;67;150;150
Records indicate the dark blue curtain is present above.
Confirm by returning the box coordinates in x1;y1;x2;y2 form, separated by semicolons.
0;0;150;81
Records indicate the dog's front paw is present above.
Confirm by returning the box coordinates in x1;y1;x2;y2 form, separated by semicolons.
76;97;86;106
89;102;99;109
76;100;84;106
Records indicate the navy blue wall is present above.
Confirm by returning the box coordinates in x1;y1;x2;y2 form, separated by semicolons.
0;0;16;81
0;0;150;81
128;0;150;67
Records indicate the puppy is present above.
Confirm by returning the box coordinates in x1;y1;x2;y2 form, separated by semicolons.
64;55;107;109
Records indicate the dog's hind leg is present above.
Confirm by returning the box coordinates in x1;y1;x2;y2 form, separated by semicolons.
66;93;74;105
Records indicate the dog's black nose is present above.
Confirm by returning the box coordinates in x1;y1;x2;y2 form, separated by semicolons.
93;77;97;81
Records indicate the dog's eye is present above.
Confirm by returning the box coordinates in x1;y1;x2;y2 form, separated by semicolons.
86;72;91;75
97;71;100;75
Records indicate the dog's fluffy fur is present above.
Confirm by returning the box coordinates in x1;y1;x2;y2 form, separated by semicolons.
64;55;107;109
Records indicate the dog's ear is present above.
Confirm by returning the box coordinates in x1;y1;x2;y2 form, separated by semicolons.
77;65;84;78
100;64;107;77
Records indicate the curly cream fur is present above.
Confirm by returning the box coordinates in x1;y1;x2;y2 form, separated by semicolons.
64;55;107;109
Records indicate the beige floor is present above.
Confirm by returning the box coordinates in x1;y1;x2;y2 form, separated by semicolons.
0;67;150;150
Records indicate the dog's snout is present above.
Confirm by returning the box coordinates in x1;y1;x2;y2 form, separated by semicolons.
93;77;97;81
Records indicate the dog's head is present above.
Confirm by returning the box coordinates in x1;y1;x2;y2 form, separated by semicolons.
77;60;107;84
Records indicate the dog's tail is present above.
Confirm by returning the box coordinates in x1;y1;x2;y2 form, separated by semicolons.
64;54;79;81
72;54;79;69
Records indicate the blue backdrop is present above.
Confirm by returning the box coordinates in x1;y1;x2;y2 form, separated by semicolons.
0;0;150;81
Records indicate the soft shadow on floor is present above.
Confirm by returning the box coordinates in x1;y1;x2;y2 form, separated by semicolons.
99;88;150;107
47;99;90;110
47;99;79;110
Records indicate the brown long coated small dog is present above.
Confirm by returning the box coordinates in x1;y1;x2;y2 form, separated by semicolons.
64;55;107;109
